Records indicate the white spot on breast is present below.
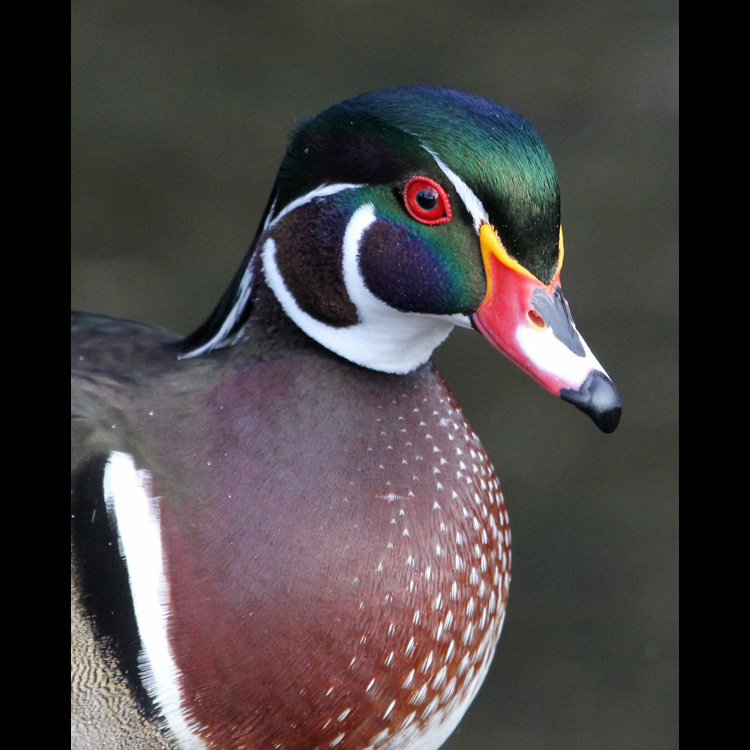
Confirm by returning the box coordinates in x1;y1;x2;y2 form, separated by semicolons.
383;700;396;719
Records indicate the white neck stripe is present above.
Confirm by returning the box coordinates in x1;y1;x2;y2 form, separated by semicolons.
263;203;458;373
180;183;363;359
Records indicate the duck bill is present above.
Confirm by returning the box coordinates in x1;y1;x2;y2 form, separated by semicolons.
472;224;621;433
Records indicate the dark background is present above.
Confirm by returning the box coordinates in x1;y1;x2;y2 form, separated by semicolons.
71;2;678;748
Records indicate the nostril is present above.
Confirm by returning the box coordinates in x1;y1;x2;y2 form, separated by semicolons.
527;310;546;330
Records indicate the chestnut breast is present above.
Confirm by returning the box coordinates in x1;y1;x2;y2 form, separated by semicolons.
141;351;511;749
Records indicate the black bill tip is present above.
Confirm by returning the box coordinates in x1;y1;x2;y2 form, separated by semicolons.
560;370;622;433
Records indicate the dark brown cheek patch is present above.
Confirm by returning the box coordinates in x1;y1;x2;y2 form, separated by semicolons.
272;199;359;327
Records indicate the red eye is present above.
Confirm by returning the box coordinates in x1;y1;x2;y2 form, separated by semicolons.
403;176;452;225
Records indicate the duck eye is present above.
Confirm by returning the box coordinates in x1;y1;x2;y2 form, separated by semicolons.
403;176;452;225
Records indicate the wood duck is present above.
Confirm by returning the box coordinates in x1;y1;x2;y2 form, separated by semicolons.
71;85;621;750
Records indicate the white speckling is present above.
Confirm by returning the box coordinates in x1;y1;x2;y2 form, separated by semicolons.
330;732;346;747
462;622;474;645
413;610;421;625
400;711;416;730
435;621;444;641
366;678;375;693
457;653;470;677
432;666;447;690
403;669;415;688
337;708;351;722
479;606;488;631
421;651;434;672
405;636;416;657
369;728;390;745
383;700;396;719
445;639;455;662
410;684;428;705
423;696;440;719
385;651;394;666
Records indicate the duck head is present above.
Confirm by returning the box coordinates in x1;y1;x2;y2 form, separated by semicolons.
183;86;621;433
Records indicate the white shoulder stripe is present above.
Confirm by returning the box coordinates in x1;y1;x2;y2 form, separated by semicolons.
104;452;207;750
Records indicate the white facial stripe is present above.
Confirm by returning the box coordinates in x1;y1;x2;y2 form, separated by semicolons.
263;203;457;373
179;264;255;359
422;146;489;232
180;183;364;359
104;452;207;750
516;324;610;390
261;194;278;231
266;182;363;229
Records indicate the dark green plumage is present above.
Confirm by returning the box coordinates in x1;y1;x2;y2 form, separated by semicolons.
183;85;562;356
281;86;561;282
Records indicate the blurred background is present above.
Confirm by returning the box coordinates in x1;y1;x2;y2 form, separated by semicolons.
71;1;678;748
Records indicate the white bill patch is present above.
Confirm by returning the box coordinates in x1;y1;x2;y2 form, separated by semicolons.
516;323;610;390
